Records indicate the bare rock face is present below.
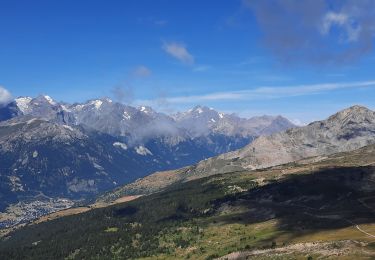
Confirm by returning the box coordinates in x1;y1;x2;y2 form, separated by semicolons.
172;105;295;138
196;105;375;174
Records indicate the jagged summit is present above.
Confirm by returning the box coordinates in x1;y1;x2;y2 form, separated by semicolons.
32;95;57;105
326;105;374;124
1;95;295;143
174;105;217;119
185;105;375;175
191;105;213;113
138;105;155;115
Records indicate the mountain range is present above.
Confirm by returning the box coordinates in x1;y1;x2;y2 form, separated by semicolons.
100;105;375;201
1;95;295;143
0;95;295;227
1;103;375;259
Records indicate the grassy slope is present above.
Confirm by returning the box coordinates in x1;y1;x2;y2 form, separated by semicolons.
1;145;375;259
98;137;375;204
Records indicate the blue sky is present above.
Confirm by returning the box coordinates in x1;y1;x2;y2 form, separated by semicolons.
0;0;375;124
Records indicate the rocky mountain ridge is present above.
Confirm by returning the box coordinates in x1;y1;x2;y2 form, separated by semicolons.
0;94;295;227
218;105;375;170
100;105;375;201
1;95;295;145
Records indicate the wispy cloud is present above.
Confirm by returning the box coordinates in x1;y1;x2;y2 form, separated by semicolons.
162;41;194;65
193;65;211;72
143;80;375;104
132;65;152;77
0;86;12;105
320;12;360;42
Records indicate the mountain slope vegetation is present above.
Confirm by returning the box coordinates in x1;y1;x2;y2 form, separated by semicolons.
1;144;375;259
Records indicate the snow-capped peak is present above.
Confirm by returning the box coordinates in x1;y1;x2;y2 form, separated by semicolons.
191;105;210;114
89;100;103;109
43;95;56;105
139;106;153;114
15;97;32;113
196;107;203;114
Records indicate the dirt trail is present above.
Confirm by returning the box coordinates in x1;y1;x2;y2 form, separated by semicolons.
355;224;375;238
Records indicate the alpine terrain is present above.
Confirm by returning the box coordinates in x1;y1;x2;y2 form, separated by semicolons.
100;105;375;201
0;95;295;228
1;106;375;259
2;1;375;258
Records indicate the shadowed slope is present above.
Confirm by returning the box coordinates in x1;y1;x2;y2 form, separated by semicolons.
1;144;375;259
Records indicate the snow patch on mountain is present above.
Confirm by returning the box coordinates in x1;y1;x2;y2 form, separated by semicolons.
44;95;56;105
90;100;103;109
73;104;85;111
123;111;131;120
113;142;128;150
139;106;153;114
135;146;152;156
61;105;71;112
27;118;38;125
62;125;74;131
15;97;32;113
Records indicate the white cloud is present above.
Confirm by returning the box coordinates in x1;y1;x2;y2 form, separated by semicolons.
162;42;194;65
142;80;375;104
245;1;375;64
321;12;348;33
320;12;361;42
133;65;152;77
289;118;307;126
0;86;12;105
